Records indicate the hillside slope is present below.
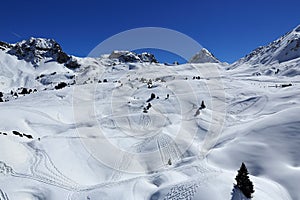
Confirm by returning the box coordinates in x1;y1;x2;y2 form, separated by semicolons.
0;38;298;199
229;25;300;76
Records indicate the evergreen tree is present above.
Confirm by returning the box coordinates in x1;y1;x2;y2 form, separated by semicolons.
200;100;206;109
167;158;172;165
235;162;255;198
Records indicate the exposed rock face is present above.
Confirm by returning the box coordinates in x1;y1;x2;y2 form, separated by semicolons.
56;51;69;64
65;57;81;69
0;41;12;51
7;38;64;66
137;52;158;63
109;50;158;63
2;37;80;69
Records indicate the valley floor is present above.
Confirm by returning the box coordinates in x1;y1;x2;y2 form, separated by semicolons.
0;62;299;200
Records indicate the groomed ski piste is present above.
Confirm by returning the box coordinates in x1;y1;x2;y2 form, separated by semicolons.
0;26;300;199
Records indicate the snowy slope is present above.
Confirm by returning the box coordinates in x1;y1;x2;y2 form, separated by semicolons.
209;71;300;200
0;37;299;200
229;25;300;76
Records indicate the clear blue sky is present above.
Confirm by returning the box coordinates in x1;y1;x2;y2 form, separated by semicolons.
1;0;300;63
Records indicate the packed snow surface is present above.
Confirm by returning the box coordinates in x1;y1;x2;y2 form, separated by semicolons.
0;31;299;199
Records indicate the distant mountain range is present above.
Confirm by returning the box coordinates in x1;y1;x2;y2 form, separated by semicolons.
0;24;300;79
190;25;300;76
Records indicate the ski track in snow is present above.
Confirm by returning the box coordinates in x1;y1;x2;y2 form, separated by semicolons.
0;145;80;192
157;134;182;166
163;183;199;200
0;72;294;199
154;161;220;200
0;189;9;200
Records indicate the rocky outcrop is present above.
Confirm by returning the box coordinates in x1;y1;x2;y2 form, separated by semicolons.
0;41;12;51
109;51;158;63
4;37;80;69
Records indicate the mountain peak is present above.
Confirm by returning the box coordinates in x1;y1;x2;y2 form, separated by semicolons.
229;25;300;76
18;37;61;51
233;25;300;66
1;37;80;69
189;48;220;63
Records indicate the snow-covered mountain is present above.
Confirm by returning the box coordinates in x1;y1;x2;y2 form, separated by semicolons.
0;38;158;100
230;25;300;76
189;48;220;63
0;38;79;102
0;36;299;200
2;37;80;69
109;50;158;63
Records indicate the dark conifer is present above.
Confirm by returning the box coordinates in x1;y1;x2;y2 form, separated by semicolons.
235;162;255;198
200;100;206;109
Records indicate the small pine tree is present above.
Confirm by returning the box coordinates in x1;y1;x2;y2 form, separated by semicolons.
235;162;255;198
168;158;172;165
200;100;206;109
